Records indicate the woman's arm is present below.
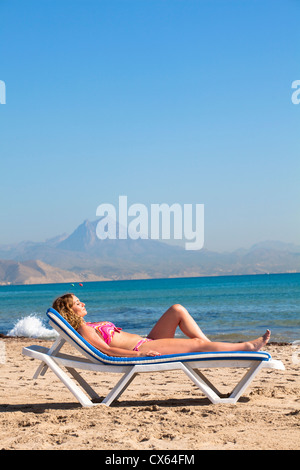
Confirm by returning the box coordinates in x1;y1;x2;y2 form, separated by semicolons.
78;324;156;357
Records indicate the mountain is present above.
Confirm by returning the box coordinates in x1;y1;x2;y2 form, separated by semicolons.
0;219;299;284
0;259;109;286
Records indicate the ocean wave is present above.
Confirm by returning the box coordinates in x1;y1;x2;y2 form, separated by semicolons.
7;315;59;340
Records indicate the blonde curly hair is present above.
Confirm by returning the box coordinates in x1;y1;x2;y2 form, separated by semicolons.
52;293;84;331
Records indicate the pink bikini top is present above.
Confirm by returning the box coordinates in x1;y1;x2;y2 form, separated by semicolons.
86;321;122;345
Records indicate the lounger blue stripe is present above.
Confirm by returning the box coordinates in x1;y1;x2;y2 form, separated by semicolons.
46;308;271;365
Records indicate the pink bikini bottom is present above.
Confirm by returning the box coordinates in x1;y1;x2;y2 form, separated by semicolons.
133;338;153;351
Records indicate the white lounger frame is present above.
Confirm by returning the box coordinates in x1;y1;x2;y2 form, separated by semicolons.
22;309;285;407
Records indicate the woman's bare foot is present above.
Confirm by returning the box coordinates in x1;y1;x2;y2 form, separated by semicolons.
246;330;271;351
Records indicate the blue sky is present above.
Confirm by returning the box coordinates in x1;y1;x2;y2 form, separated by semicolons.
0;0;299;251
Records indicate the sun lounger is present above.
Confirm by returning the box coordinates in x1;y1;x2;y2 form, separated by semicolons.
22;307;285;407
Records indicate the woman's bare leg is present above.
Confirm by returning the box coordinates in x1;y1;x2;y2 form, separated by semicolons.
139;330;271;355
148;304;210;341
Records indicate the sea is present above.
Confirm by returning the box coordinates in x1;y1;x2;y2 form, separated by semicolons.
0;273;299;343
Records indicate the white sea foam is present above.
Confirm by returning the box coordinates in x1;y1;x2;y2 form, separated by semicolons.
8;315;58;339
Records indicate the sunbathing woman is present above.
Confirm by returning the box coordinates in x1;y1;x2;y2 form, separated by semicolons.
52;294;271;358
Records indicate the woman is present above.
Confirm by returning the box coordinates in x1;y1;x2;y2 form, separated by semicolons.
52;293;271;358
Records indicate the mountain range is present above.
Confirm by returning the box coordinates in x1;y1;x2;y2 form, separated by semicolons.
0;219;299;285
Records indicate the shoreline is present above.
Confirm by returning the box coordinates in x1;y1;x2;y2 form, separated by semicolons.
0;270;299;288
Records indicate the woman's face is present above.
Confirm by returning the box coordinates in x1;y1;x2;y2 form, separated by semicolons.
72;295;87;318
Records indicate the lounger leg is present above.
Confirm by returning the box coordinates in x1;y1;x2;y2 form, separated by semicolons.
33;337;66;379
184;362;264;404
227;361;264;403
101;366;137;406
43;355;95;407
192;369;222;396
181;363;222;404
66;367;100;401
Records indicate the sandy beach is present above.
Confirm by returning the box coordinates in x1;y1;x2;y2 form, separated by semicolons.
0;337;299;450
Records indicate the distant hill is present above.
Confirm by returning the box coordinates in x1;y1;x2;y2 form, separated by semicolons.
0;259;108;285
0;219;299;285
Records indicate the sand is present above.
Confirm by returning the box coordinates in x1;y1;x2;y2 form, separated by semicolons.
0;337;299;450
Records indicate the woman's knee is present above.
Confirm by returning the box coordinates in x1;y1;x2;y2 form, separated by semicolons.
169;304;189;321
170;304;185;313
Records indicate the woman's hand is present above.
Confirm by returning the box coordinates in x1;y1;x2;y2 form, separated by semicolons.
137;350;161;357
